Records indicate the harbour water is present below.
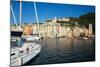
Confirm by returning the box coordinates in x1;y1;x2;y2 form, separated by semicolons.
24;38;95;65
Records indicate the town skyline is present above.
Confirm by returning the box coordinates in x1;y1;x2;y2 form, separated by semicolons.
10;1;95;24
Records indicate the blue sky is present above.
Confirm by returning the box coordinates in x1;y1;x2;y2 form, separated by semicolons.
10;1;95;24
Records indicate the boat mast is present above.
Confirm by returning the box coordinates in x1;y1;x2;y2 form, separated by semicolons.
34;2;40;36
19;0;22;28
11;5;17;26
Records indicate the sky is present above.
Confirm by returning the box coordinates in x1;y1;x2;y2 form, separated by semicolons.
10;1;95;24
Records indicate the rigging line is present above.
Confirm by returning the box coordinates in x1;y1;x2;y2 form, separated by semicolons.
34;2;39;24
11;5;17;26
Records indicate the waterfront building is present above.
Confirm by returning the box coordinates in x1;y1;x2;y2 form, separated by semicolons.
82;27;89;36
52;16;57;23
58;18;70;22
40;22;60;38
23;25;33;35
65;26;72;38
11;22;90;39
89;24;93;35
72;26;82;37
40;21;73;38
31;24;38;34
15;17;92;39
11;25;23;31
46;17;70;23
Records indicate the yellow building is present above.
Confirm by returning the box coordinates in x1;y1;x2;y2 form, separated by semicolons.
40;22;60;38
82;27;89;36
21;21;91;38
23;25;33;35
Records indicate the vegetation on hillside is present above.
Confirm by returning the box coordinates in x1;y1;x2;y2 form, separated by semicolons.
78;12;95;33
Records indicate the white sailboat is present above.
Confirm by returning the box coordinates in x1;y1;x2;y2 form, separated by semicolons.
10;1;41;66
11;37;41;66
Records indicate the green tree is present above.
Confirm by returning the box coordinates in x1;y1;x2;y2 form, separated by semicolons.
79;12;95;34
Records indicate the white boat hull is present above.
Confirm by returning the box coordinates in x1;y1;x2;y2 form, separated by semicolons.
11;44;41;66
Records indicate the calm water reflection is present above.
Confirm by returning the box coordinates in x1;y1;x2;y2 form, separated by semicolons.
24;38;95;65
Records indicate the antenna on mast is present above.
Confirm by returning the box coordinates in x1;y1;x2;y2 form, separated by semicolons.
34;2;40;36
11;5;17;26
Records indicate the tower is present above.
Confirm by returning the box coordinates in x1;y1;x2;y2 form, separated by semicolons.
89;24;92;35
52;16;57;22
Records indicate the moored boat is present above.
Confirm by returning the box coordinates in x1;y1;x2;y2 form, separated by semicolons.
11;36;41;66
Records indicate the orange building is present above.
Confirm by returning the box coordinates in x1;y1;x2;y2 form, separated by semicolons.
23;25;33;35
